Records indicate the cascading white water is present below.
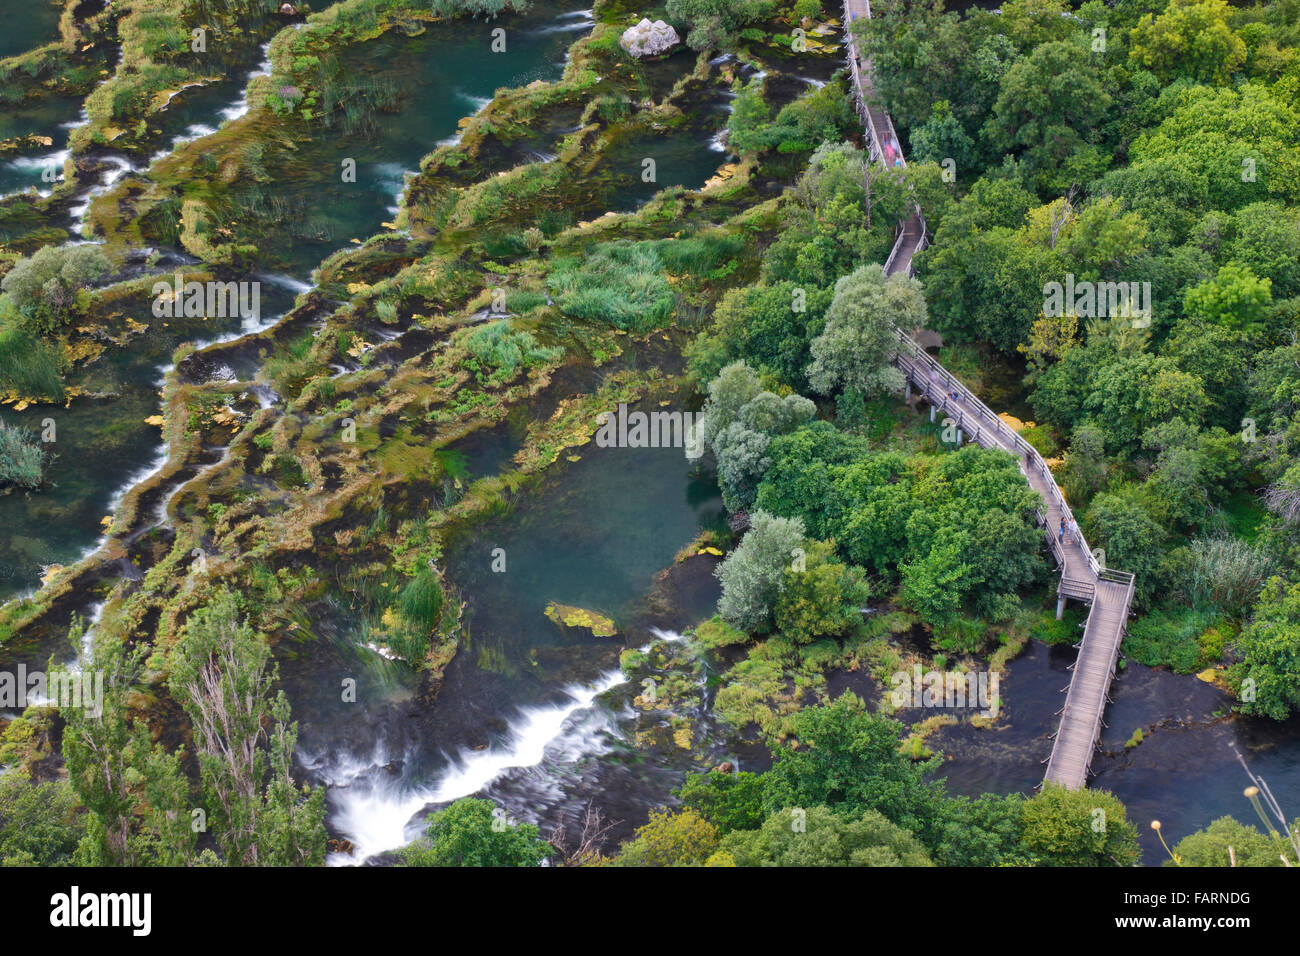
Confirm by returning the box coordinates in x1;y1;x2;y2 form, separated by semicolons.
220;43;274;124
324;663;643;865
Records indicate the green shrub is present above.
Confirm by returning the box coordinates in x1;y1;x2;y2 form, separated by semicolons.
547;241;675;332
0;422;48;490
1125;607;1224;673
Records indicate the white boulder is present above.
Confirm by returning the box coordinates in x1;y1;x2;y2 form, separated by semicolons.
619;18;681;58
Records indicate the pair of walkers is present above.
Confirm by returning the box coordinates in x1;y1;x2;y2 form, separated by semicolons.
1058;515;1080;546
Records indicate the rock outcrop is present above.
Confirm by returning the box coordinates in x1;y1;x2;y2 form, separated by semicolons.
619;18;681;58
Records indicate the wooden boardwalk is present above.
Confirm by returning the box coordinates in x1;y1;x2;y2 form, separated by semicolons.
841;0;1135;789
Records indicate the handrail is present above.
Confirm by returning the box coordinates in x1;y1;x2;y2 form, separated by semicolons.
893;331;1095;555
847;0;1134;791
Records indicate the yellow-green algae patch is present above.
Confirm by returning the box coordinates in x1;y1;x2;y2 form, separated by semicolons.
544;601;617;637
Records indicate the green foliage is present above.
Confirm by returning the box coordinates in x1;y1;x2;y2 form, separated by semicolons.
773;539;871;643
719;805;933;866
612;808;719;866
399;798;549;867
702;362;816;511
61;619;197;867
0;323;65;401
758;436;1044;629
397;568;445;634
806;263;920;399
1183;262;1272;333
0;774;85;866
0;421;49;490
167;589;326;865
1128;0;1247;85
1020;784;1141;866
1124;607;1225;673
675;771;767;835
692;615;750;649
464;320;563;385
984;39;1112;192
763;694;949;846
548;241;675;332
1233;577;1300;720
665;0;776;51
715;510;807;632
0;245;110;334
1168;815;1295;867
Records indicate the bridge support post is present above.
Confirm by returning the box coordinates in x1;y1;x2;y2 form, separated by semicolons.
904;380;911;403
1056;591;1067;620
957;428;964;444
929;405;935;423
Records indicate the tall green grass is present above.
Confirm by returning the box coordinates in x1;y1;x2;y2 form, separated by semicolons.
547;241;675;332
0;325;65;401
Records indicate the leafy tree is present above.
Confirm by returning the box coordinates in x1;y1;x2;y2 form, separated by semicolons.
60;617;196;867
934;792;1031;867
806;263;921;398
984;40;1112;190
400;798;550;866
1060;422;1108;506
763;694;949;846
725;78;770;156
0;773;85;866
700;361;763;450
773;539;872;643
1168;815;1295;867
1229;202;1300;298
909;100;977;175
713;422;772;512
665;0;775;51
760;82;856;155
675;771;767;835
715;510;807;632
1;244;111;334
613;808;719;866
719;805;933;866
1129;0;1247;85
686;280;833;388
1124;83;1300;214
1084;487;1168;604
1021;784;1140;866
1183;262;1272;333
754;422;870;538
167;589;326;866
702;363;815;511
1234;577;1300;720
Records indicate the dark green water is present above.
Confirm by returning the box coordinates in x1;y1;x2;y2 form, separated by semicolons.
283;391;724;862
221;5;595;278
0;0;63;61
916;641;1300;864
0;279;297;601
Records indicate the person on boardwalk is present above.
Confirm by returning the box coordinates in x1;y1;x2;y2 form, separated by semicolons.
1058;516;1066;542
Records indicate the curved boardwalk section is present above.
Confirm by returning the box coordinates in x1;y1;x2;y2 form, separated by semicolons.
841;0;1135;790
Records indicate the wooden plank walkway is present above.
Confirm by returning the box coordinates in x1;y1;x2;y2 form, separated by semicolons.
841;0;1135;789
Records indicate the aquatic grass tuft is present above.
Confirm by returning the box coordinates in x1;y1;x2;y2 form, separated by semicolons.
0;325;65;401
0;420;49;490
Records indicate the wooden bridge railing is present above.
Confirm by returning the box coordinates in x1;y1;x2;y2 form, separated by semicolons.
844;0;1136;790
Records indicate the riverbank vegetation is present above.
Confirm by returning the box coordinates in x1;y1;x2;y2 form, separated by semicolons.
852;0;1300;722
